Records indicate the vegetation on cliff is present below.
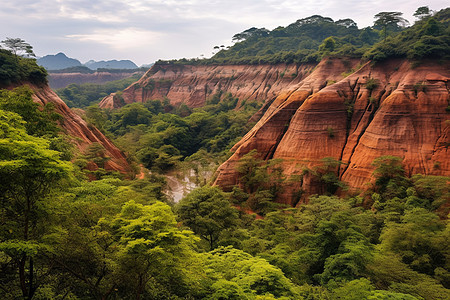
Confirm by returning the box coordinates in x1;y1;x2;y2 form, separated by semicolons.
0;49;47;87
157;7;449;65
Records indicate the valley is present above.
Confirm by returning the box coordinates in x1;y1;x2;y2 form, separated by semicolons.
0;6;449;300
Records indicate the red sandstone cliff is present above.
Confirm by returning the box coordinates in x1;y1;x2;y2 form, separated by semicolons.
214;59;450;204
23;83;130;174
98;58;449;204
98;62;348;109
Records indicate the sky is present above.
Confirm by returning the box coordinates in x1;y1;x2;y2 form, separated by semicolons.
1;0;448;66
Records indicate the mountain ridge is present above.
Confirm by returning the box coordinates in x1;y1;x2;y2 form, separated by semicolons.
37;52;139;70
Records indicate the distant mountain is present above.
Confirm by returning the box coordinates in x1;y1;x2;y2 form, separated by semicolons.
37;53;139;71
84;59;138;70
37;53;82;70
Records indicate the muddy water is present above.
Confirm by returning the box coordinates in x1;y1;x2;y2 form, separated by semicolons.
164;173;199;203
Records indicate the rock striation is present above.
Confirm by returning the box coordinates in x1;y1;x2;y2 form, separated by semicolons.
99;58;449;204
214;58;450;204
98;62;344;109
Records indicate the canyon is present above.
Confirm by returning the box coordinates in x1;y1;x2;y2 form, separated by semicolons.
101;58;450;205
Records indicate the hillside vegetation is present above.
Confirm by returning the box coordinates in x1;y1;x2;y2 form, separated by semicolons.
157;7;449;65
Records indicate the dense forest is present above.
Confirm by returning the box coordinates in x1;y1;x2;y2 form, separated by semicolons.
0;6;449;300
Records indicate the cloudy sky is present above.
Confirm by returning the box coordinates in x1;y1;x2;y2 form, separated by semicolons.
1;0;448;66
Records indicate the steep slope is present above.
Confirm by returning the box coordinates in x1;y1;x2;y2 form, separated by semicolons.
98;62;345;109
214;58;450;204
24;82;130;174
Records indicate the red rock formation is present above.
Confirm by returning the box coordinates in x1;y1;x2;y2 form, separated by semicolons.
23;83;130;174
48;71;144;89
98;63;334;109
97;57;449;204
214;59;450;205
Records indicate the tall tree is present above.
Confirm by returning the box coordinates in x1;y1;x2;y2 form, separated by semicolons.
414;6;432;21
0;38;35;59
0;109;71;299
374;12;409;42
177;186;240;250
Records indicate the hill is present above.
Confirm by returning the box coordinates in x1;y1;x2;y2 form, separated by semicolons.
37;52;82;70
85;59;138;70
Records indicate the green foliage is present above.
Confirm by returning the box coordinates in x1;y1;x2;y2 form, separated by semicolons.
158;15;376;66
373;12;409;42
332;278;419;299
0;109;72;298
0;136;448;299
371;156;409;196
177;186;240;250
414;6;432;21
0;87;61;137
55;73;143;108
365;77;379;92
365;8;450;61
1;38;35;58
204;247;301;299
159;8;448;65
236;150;287;214
0;49;47;86
319;37;337;56
93;92;259;174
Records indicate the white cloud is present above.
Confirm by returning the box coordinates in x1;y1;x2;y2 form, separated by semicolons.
1;0;449;65
66;28;161;50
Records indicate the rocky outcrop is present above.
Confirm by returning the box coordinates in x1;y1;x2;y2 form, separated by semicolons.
214;59;450;205
98;62;350;109
98;57;449;204
24;83;130;174
48;71;144;89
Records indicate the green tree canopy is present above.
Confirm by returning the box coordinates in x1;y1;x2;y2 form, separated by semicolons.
177;186;240;250
0;109;71;299
374;11;409;41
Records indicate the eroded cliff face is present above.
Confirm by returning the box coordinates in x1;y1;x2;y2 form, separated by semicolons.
98;62;345;109
25;83;130;174
214;59;450;205
98;58;449;205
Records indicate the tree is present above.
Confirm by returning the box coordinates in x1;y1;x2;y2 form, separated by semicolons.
374;12;409;42
0;109;72;299
109;201;201;299
177;186;240;250
414;6;432;21
335;18;358;28
371;155;410;199
319;37;336;55
0;38;35;59
205;247;301;299
0;87;61;137
232;27;269;42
